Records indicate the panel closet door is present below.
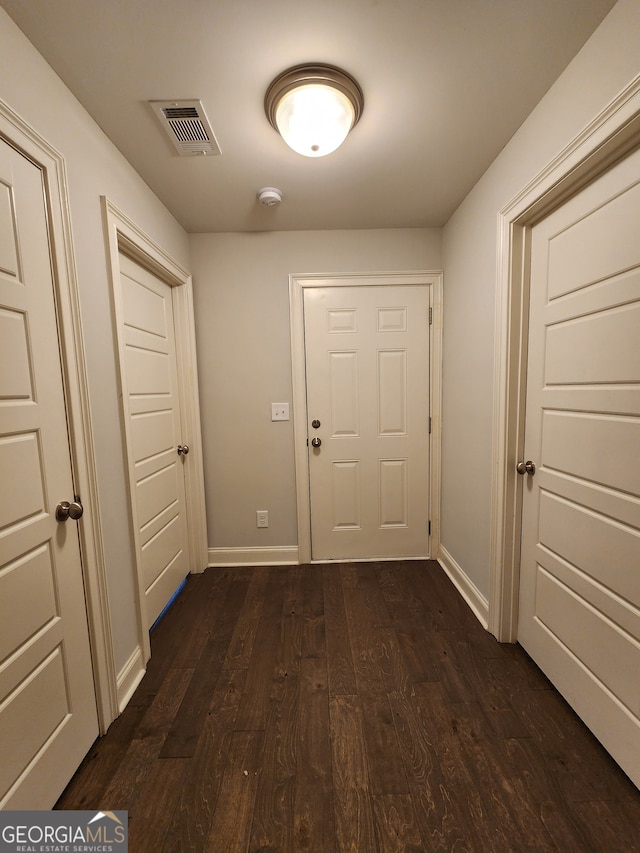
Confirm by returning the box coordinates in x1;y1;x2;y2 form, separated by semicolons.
518;145;640;787
118;252;190;630
0;138;97;808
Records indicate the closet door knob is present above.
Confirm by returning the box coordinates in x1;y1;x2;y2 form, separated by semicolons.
56;499;84;522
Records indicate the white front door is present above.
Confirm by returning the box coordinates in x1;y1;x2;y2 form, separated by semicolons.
118;253;190;630
304;285;430;561
0;139;98;807
518;145;640;787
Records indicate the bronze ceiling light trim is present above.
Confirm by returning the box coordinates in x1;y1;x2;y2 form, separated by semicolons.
264;63;364;157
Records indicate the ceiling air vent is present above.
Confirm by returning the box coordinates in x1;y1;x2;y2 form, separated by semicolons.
150;99;221;156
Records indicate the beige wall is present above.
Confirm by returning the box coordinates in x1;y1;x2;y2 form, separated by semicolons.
189;229;441;555
0;10;190;673
441;0;640;599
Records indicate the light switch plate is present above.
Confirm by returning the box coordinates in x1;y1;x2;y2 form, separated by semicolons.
271;402;290;421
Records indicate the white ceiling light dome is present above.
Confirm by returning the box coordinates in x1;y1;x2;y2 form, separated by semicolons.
265;64;364;158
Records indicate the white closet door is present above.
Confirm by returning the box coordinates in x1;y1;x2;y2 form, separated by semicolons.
518;146;640;787
119;253;190;629
0;139;97;808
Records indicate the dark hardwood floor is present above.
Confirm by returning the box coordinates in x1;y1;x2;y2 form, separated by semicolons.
56;561;640;851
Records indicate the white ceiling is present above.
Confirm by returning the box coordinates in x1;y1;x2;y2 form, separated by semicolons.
1;0;616;233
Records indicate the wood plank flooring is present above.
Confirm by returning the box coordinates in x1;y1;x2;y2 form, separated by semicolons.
56;561;640;851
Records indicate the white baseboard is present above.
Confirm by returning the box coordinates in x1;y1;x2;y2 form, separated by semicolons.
116;645;146;713
208;545;300;567
437;546;489;629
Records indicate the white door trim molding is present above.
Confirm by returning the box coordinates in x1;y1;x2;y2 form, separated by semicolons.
102;198;208;673
0;100;117;732
489;73;640;642
290;271;443;565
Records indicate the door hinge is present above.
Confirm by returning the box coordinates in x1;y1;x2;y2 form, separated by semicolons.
429;307;433;325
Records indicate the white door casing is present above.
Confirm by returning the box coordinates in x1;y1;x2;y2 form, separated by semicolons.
0;138;98;807
517;145;640;787
290;273;442;564
103;199;208;664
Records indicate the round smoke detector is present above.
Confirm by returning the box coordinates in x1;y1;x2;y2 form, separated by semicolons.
257;186;283;207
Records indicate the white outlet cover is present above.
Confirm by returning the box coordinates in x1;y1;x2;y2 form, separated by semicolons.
271;402;290;421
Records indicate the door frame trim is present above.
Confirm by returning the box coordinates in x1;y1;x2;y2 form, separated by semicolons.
290;271;443;564
489;73;640;641
102;198;208;673
0;100;117;731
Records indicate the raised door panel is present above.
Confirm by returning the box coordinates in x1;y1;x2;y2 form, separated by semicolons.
379;459;408;527
130;409;176;469
0;545;57;662
136;464;180;528
0;432;45;528
329;351;359;437
547;177;640;298
378;350;407;435
331;461;361;530
125;347;172;397
0;307;32;396
545;300;640;384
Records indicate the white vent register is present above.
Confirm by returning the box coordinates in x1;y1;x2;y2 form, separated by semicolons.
150;99;221;156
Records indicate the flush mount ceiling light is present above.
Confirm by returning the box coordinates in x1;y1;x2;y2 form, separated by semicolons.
264;63;364;158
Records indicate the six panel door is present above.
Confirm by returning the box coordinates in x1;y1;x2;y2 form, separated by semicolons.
304;285;430;561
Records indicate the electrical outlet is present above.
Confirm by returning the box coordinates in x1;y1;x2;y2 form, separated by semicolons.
271;403;290;421
256;510;269;528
